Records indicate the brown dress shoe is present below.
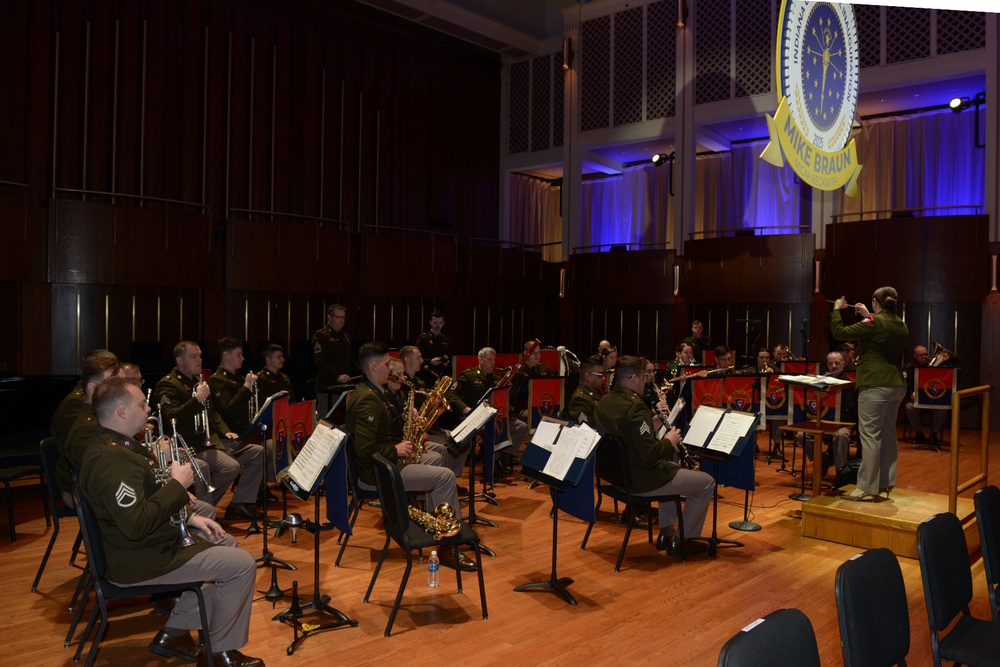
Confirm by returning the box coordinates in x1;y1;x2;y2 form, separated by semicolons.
149;629;200;662
437;548;478;572
197;649;265;667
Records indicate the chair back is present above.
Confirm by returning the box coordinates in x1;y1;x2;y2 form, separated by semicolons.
71;486;109;582
39;437;68;513
344;438;366;495
975;485;1000;621
717;608;821;667
835;548;910;667
371;454;411;547
917;512;973;633
594;434;633;493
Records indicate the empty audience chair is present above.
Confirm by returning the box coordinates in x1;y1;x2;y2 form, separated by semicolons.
363;453;486;637
0;458;47;543
580;433;685;570
917;512;1000;667
717;608;821;667
835;547;909;667
974;485;1000;622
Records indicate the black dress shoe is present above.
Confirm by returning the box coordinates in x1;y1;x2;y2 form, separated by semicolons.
223;503;255;520
197;649;265;667
912;432;927;445
654;527;676;551
667;539;709;557
438;548;478;572
149;629;200;662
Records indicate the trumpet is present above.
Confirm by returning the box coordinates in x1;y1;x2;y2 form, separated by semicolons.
248;374;259;422
169;417;217;494
152;429;198;548
192;382;212;448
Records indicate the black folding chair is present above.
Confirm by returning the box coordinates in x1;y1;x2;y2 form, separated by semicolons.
71;486;214;667
917;512;1000;667
335;439;380;566
835;547;910;667
974;485;1000;622
0;458;47;543
717;608;821;667
32;437;84;591
363;453;487;637
580;433;685;570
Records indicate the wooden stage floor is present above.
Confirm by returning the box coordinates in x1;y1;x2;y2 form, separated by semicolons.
2;425;998;667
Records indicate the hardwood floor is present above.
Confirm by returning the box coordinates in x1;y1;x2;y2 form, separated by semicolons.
3;427;997;666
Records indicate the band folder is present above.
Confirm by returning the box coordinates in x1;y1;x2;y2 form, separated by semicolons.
519;417;600;490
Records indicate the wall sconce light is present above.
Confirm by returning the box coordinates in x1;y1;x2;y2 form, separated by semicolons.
562;37;574;70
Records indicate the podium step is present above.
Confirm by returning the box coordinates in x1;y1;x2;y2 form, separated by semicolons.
801;485;979;559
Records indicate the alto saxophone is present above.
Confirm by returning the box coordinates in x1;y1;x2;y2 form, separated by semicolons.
408;502;462;540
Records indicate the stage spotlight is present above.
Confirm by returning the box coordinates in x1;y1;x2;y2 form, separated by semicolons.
950;96;969;112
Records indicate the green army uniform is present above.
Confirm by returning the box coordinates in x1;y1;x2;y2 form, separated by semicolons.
449;366;499;414
416;330;451;383
311;326;354;392
257;368;294;402
563;384;600;424
208;368;252;436
681;334;713;360
50;382;86;492
153;369;230;452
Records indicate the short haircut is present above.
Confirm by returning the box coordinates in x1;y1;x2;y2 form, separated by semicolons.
676;341;692;353
580;355;603;373
262;343;284;358
715;345;731;357
478;347;496;358
120;362;142;386
81;350;121;389
327;303;346;317
614;355;644;379
358;341;389;367
429;310;444;319
774;343;788;354
217;337;244;355
692;319;703;326
399;345;420;360
524;340;537;352
836;342;854;354
93;376;136;423
600;345;617;357
173;340;199;361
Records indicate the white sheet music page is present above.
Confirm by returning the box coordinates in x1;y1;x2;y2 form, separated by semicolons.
682;406;725;448
451;402;497;443
541;425;576;480
706;411;757;454
573;422;601;459
288;420;345;492
531;420;562;452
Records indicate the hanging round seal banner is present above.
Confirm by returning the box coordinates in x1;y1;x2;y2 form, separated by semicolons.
761;1;862;197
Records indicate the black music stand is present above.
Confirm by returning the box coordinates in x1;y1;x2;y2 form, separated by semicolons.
447;401;499;556
514;421;598;606
683;407;758;557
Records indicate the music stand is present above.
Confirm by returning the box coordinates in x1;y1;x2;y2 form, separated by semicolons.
272;424;357;653
447;401;499;556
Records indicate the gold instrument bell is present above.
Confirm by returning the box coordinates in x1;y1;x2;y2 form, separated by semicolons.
929;342;959;367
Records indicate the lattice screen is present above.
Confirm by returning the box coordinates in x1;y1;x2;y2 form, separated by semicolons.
552;55;565;148
938;11;986;55
647;0;677;120
855;5;882;68
695;0;732;105
735;0;771;98
581;15;611;132
887;7;930;64
614;6;644;127
532;55;551;152
509;60;530;154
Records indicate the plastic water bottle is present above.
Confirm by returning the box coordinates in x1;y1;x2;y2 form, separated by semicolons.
427;550;440;588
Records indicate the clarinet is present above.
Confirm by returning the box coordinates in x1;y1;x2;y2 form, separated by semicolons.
643;383;697;469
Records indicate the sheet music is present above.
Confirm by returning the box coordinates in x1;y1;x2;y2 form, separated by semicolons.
778;374;851;388
666;398;686;426
251;390;289;422
450;402;497;444
573;422;601;459
287;420;345;493
706;411;757;455
541;426;576;480
531;420;563;452
682;406;725;448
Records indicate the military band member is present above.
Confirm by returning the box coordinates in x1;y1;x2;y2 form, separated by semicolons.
593;355;714;556
51;349;122;505
312;303;356;417
348;342;474;571
772;343;791;367
510;339;551;419
756;348;777;373
257;343;295;402
714;345;733;370
599;343;618;392
80;377;262;667
399;345;428;401
153;341;264;521
904;344;947;446
415;310;451;382
799;351;856;477
682;320;713;361
562;355;604;424
208;338;258;438
449;347;527;455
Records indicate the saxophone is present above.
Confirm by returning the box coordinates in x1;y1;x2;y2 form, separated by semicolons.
393;374;453;464
408;502;462;539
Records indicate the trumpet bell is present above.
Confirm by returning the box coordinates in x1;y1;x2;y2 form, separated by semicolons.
929;342;959;367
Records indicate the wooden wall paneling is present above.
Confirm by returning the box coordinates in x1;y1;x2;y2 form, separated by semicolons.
157;287;183;351
225;10;252;218
275;221;319;292
625;249;675;304
53;0;86;194
320;41;345;224
0;195;44;283
0;282;20;369
285;292;314;344
19;281;52;374
395;52;430;232
426;237;459;299
825;219;877;299
25;2;55;208
760;235;813;303
166;210;218;288
112;0;144;200
0;2;28;185
204;6;231;218
464;245;499;299
140;0;168;202
184;286;207;351
82;2;114;198
360;234;403;297
248;20;275;214
569;253;602;303
314;226;353;293
132;285;162;345
924;215;989;302
225;217;278;290
113;205;167;286
172;2;208;206
50;200;115;284
876;218;925;301
282;32;322;219
270;25;293;218
105;283;135;358
202;288;226;361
